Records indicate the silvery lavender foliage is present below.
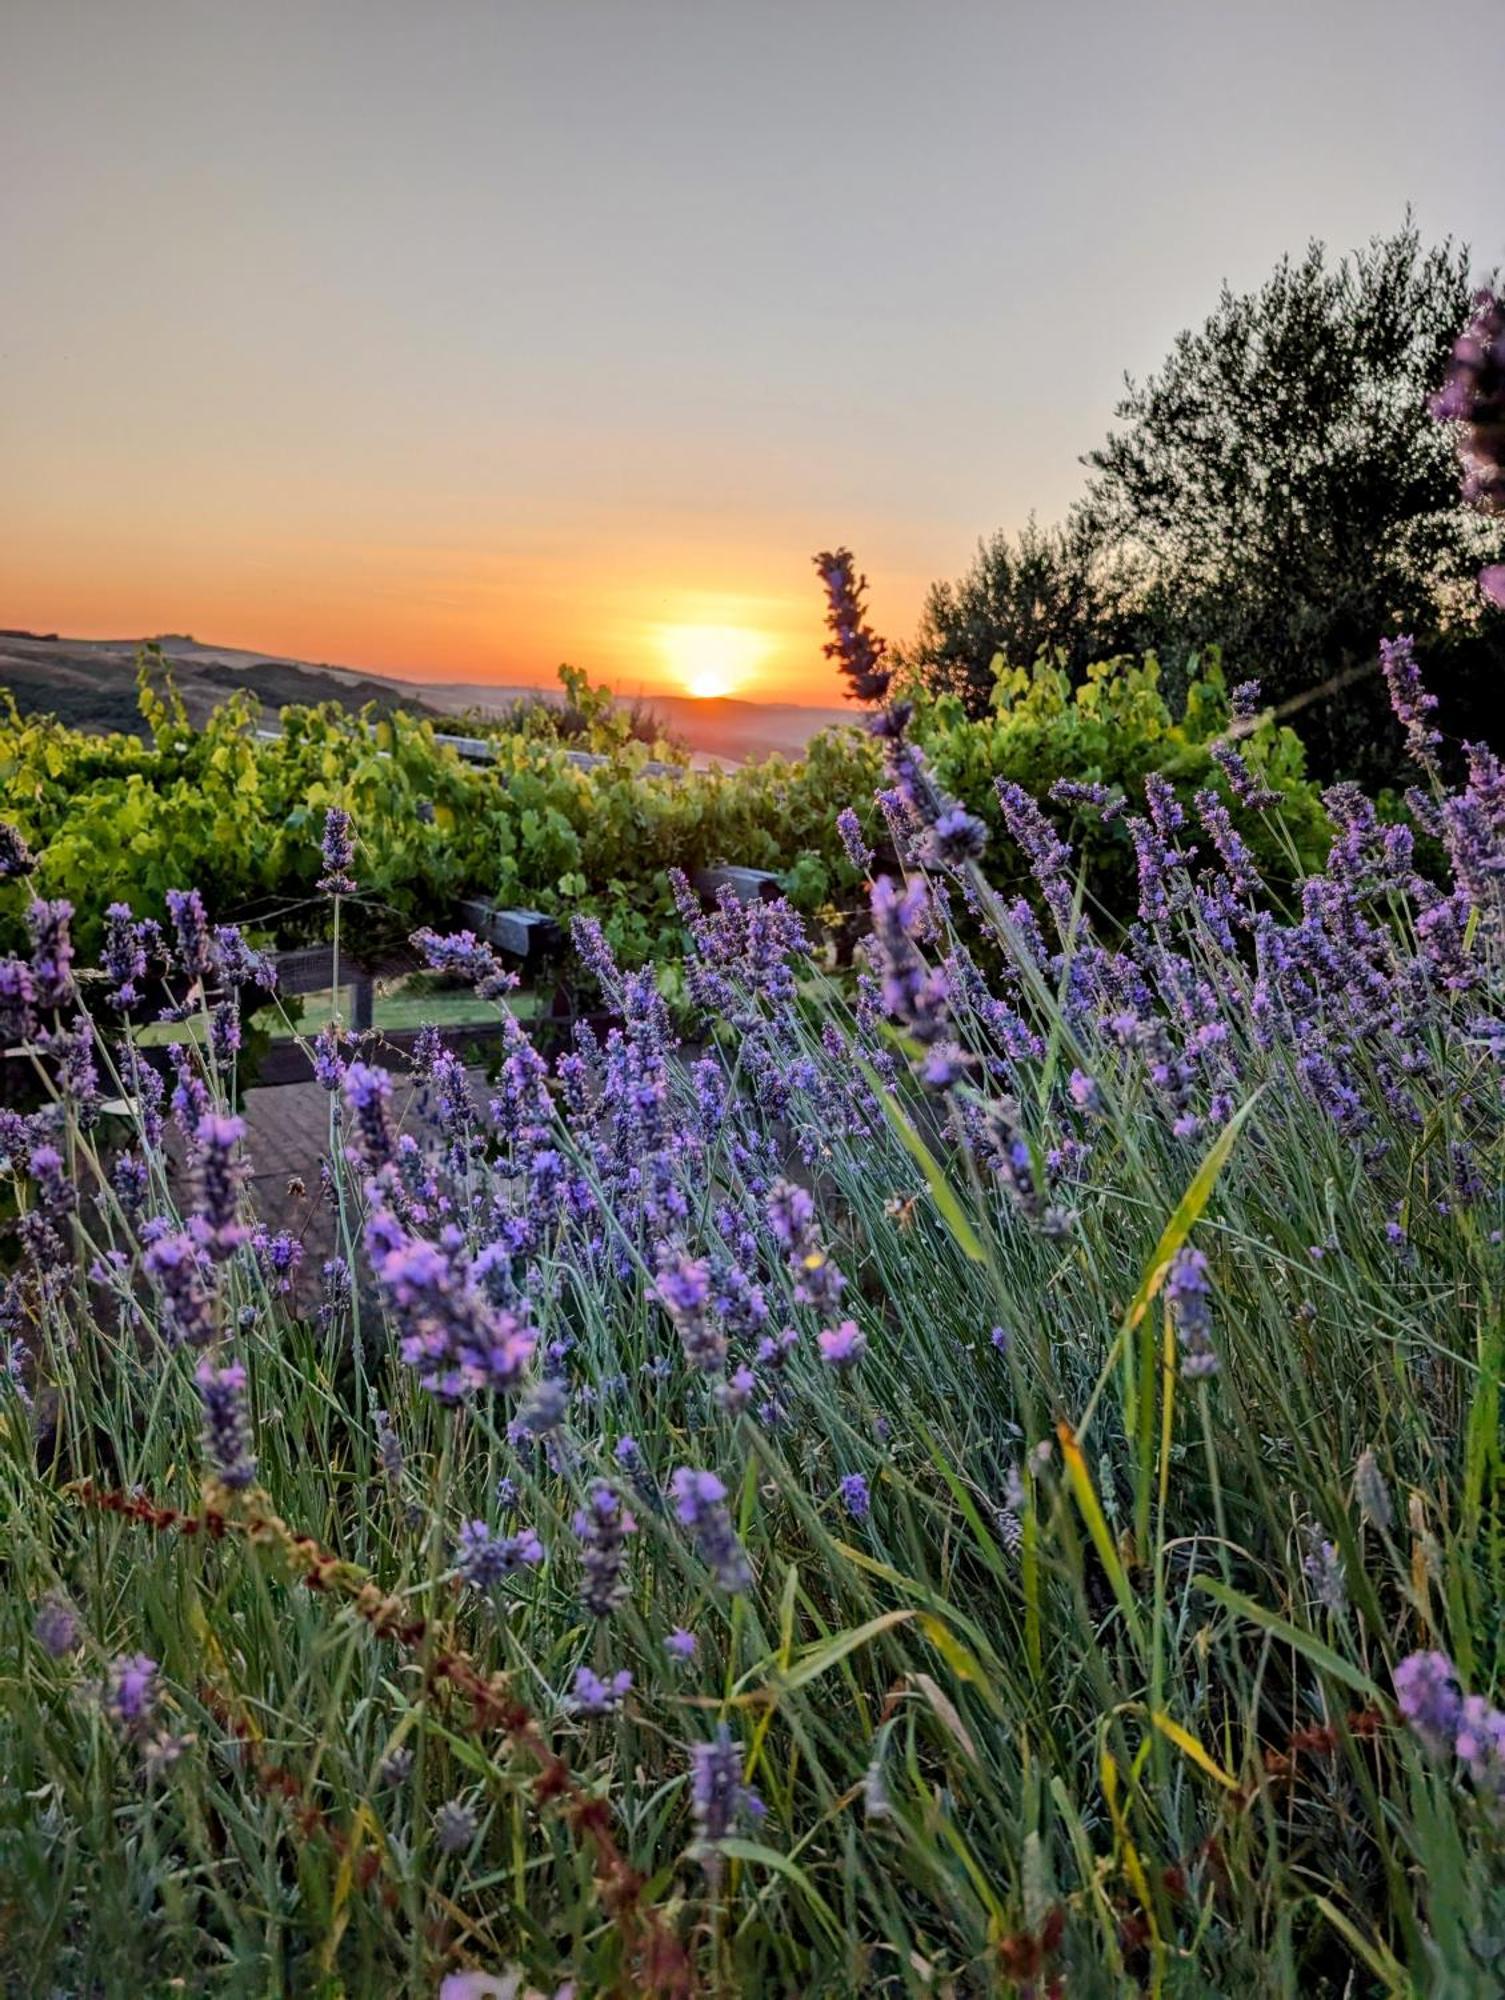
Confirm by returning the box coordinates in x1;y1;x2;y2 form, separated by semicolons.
196;1358;257;1489
572;1480;637;1616
317;807;357;896
1353;1447;1393;1533
671;1468;752;1594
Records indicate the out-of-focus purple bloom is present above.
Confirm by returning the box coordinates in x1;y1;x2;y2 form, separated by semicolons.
838;1471;871;1520
665;1627;698;1665
35;1593;81;1659
1431;289;1505;513
1166;1245;1217;1379
343;1062;396;1173
671;1467;753;1594
189;1113;250;1260
815;548;891;704
920;805;989;868
573;1480;637;1617
411;926;518;1002
1301;1527;1346;1615
1455;1695;1505;1811
196;1357;257;1489
434;1798;479;1854
455;1518;545;1588
317;806;357;894
689;1724;762;1874
1394;1651;1464;1759
26;899;75;1008
1231;679;1263;722
655;1251;725;1374
105;1652;160;1735
817;1319;866;1371
0;823;36;879
568;1665;633;1717
143;1230;216;1348
1480;563;1505;609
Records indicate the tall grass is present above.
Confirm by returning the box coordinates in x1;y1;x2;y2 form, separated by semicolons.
1;669;1502;1996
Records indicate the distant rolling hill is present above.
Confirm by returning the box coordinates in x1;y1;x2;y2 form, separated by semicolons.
0;631;852;764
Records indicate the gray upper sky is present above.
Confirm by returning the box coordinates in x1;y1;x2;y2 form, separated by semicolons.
3;0;1501;700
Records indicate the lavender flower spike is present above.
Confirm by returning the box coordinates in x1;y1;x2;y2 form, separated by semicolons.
671;1467;753;1594
317;806;357;895
196;1357;258;1490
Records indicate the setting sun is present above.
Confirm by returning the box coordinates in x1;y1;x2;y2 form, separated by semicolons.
654;622;774;699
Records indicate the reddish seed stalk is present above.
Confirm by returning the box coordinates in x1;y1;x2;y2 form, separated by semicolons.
67;1478;695;1998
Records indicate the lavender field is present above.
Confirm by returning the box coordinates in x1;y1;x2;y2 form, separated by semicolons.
3;477;1505;1996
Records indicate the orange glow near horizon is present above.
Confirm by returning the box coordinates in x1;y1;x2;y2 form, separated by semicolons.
652;622;776;699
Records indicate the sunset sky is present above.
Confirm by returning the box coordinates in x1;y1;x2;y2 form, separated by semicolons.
4;1;1502;706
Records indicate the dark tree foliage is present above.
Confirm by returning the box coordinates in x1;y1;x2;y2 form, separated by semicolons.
890;517;1117;716
1083;222;1504;778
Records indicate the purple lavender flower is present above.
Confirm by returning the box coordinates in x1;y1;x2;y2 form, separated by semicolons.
688;1724;761;1875
367;1219;537;1403
1431;288;1505;513
317;806;357;895
1379;636;1442;773
573;1480;637;1617
1230;679;1263;722
411;926;518;1002
1393;1651;1464;1759
455;1518;545;1588
195;1357;257;1489
165;887;213;984
342;1062;396;1173
836;806;873;874
817;1319;866;1371
1210;739;1282;812
838;1472;871;1520
434;1798;479;1854
665;1627;698;1665
143;1230;216;1348
996;782;1075;934
920;805;989;868
568;1666;633;1717
189;1113;251;1260
656;1251;725;1374
671;1467;753;1594
35;1593;81;1659
101;903;149;1009
104;1652;160;1735
814;548;892;705
25;899;74;1008
0;822;36;879
1455;1695;1505;1811
1166;1245;1217;1379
